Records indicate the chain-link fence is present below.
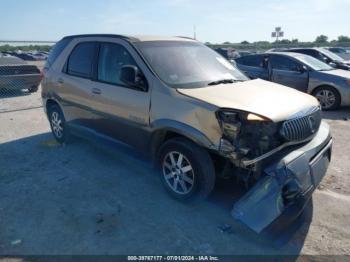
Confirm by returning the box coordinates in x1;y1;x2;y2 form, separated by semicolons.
0;61;44;113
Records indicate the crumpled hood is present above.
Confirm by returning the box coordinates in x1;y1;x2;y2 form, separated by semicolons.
320;69;350;78
177;79;319;122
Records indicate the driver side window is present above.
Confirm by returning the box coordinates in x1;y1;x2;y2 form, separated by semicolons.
98;43;138;86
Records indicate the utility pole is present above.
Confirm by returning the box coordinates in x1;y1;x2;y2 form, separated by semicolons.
193;25;196;40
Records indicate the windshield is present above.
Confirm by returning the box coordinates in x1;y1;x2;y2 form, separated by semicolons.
135;41;248;88
319;48;344;62
295;54;334;71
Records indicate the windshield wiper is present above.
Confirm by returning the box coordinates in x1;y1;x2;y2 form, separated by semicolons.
207;79;239;86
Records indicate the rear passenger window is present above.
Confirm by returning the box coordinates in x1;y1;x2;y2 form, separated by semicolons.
270;55;300;71
236;55;264;67
97;43;138;86
67;42;96;78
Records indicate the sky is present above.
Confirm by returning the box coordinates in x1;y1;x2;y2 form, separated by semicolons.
0;0;349;43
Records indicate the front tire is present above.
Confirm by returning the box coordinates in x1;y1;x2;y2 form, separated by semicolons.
48;104;71;144
157;137;216;202
313;86;341;110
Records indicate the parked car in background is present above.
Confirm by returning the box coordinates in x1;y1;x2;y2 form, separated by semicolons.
42;34;332;233
325;47;350;60
12;52;37;61
31;52;47;60
238;51;255;57
0;55;41;92
235;52;350;110
283;48;350;71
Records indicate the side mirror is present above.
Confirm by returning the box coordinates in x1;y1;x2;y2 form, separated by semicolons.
297;65;308;73
323;57;331;64
120;65;147;91
329;62;337;68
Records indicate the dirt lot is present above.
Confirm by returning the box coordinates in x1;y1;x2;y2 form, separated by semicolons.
0;84;350;255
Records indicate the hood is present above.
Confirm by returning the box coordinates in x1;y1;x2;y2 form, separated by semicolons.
177;79;319;122
320;69;350;78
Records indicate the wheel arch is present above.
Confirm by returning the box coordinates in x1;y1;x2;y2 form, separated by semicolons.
149;120;215;160
45;98;66;117
310;84;340;98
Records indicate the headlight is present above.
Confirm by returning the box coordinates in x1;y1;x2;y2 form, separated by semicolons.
216;111;241;141
246;113;268;121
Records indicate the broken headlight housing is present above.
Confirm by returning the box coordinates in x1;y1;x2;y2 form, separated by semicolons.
216;110;282;160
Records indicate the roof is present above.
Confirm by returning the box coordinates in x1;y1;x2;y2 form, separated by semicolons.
267;51;308;58
62;34;196;43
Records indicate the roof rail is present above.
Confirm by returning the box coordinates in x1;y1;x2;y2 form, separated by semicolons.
61;34;139;42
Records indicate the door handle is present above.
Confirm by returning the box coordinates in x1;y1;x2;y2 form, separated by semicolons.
57;78;64;84
91;88;101;95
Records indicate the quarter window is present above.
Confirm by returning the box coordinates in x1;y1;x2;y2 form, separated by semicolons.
98;43;138;86
67;42;96;78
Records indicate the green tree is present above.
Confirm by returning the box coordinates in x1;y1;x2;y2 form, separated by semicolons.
337;35;350;43
279;39;291;44
222;41;231;45
315;35;328;43
291;39;299;43
241;40;250;44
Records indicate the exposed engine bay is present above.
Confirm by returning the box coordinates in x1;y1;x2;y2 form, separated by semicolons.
216;107;322;186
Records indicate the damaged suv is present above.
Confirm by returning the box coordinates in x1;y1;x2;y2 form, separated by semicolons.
42;35;332;233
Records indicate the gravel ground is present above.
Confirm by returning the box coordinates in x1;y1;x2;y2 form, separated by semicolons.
0;86;349;256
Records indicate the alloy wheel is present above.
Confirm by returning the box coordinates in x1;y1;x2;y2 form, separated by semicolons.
51;111;63;138
162;151;195;195
315;89;336;109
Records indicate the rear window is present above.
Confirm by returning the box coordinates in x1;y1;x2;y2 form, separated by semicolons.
236;55;263;67
46;38;71;69
67;42;96;78
292;49;316;57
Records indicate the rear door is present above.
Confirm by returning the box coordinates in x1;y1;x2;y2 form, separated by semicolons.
269;54;309;92
56;41;98;127
235;55;269;80
88;41;152;150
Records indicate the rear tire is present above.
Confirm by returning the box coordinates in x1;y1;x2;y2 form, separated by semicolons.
157;137;216;202
312;86;341;110
48;104;71;144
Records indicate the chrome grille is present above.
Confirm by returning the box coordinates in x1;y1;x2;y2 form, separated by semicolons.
281;108;322;142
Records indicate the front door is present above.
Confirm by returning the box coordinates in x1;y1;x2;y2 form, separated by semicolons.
269;55;309;92
88;41;152;151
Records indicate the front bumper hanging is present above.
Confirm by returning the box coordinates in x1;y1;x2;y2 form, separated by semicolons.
232;121;332;233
